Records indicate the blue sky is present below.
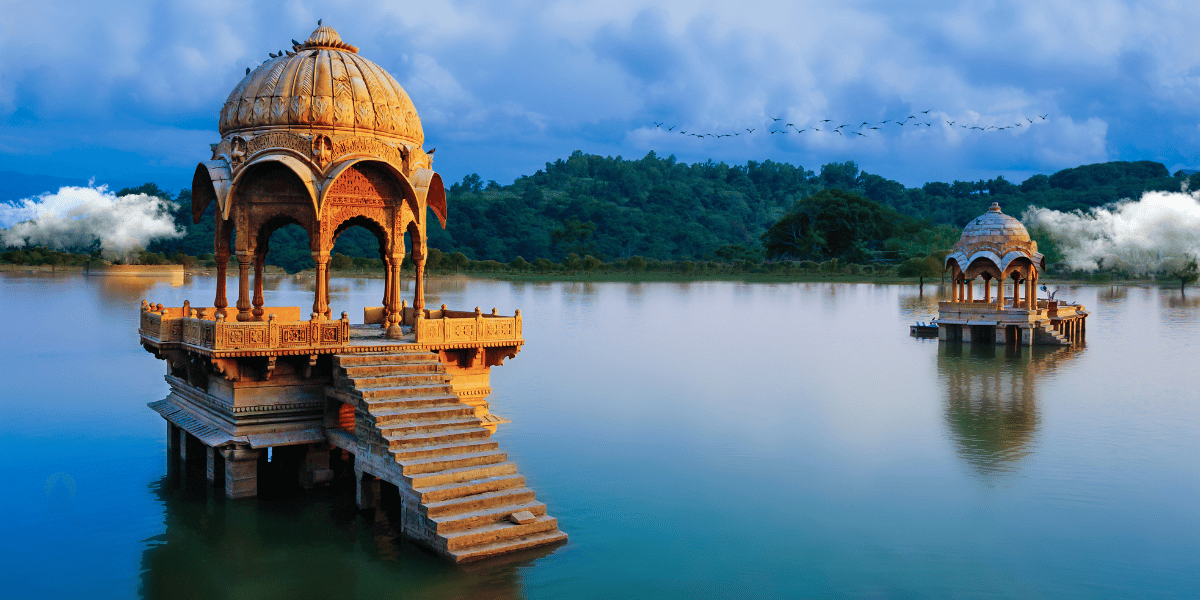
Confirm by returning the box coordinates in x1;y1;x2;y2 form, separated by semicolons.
3;0;1200;195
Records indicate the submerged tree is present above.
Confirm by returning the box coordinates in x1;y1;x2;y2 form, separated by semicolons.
898;255;944;293
1173;255;1199;295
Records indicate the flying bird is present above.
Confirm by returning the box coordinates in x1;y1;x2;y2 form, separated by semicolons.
820;119;832;123
770;116;782;122
1039;114;1047;120
667;126;676;131
946;121;955;126
1026;117;1034;123
869;127;880;130
921;110;931;114
746;128;755;133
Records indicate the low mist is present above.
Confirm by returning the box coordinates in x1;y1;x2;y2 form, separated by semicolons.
1023;189;1200;273
0;183;182;259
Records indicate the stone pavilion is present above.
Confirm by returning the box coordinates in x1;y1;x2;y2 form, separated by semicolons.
938;202;1088;345
138;24;566;563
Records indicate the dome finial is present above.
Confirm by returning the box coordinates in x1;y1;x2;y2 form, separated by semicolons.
302;23;358;53
989;202;1001;212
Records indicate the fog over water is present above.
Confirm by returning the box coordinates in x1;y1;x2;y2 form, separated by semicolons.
1024;189;1200;272
0;184;181;257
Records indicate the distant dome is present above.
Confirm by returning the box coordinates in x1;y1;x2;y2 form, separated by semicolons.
946;202;1043;274
218;25;422;146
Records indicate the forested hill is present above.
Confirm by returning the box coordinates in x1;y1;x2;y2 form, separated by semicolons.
139;152;1190;271
429;153;1189;263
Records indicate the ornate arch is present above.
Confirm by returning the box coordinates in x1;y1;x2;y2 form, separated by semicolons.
317;161;409;252
227;154;319;220
320;158;418;220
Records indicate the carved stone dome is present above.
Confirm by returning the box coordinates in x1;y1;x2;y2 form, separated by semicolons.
218;25;422;147
946;202;1043;274
957;202;1032;248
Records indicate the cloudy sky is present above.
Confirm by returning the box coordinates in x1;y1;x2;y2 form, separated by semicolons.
3;0;1200;195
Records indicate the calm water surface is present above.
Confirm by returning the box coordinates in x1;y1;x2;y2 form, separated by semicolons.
1;273;1197;599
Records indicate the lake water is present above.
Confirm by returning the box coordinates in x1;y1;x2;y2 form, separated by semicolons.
1;272;1197;599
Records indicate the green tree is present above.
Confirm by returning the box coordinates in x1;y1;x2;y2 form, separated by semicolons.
898;255;943;293
449;251;469;272
1173;255;1199;295
762;188;918;262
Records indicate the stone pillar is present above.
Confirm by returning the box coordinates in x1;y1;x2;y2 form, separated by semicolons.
414;256;427;313
983;276;992;303
235;251;253;321
950;279;958;302
966;278;974;302
355;470;380;510
382;256;394;330
298;443;334;489
178;428;189;464
214;253;229;319
312;252;330;321
1026;276;1035;310
324;263;332;320
220;445;261;499
386;252;405;338
962;324;973;343
1013;278;1021;308
167;422;179;466
251;252;265;321
206;446;222;485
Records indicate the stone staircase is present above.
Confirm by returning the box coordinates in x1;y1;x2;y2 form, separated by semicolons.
327;350;566;563
1034;324;1071;346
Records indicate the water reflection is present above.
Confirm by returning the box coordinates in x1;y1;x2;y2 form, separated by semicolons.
93;273;187;306
938;344;1078;477
140;465;545;600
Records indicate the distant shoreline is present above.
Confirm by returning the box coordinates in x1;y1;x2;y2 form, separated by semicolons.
0;263;1188;290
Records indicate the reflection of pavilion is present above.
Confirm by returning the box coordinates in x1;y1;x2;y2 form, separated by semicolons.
137;25;564;562
939;344;1077;476
139;470;543;599
940;203;1088;346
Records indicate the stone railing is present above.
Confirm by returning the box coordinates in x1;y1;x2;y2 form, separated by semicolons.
413;305;522;346
140;301;349;352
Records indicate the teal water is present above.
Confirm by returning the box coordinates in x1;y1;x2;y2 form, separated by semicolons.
1;273;1197;599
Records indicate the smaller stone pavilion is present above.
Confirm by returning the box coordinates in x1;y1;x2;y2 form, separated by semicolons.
938;202;1087;346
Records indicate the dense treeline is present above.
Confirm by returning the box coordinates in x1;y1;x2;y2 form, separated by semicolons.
5;154;1195;274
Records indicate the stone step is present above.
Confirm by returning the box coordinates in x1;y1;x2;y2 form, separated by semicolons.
334;352;441;367
423;486;537;518
392;439;500;461
413;473;526;503
406;461;519;489
351;373;452;390
448;529;568;564
358;383;456;400
370;404;476;424
387;426;492;449
379;416;483;436
432;500;547;534
397;450;508;475
440;513;556;550
342;363;445;378
325;387;461;410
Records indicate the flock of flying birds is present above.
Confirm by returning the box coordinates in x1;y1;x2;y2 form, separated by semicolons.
652;110;1049;140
